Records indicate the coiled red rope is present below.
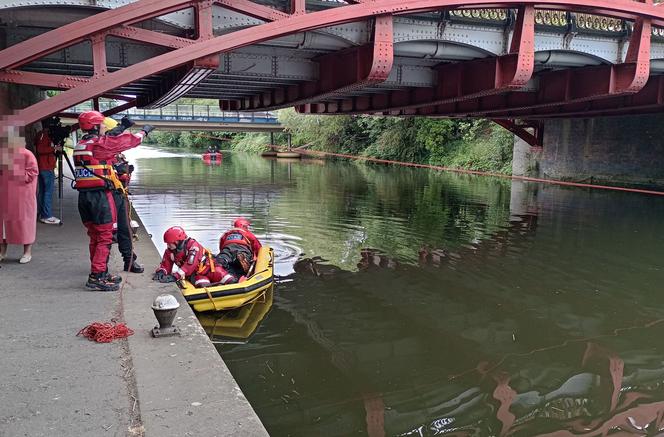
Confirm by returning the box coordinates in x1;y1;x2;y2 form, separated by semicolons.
77;322;134;343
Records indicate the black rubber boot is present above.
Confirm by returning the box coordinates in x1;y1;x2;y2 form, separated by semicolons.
86;273;119;292
123;254;144;273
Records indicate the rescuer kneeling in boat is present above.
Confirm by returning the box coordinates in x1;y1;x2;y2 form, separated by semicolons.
153;226;237;287
216;218;262;277
74;111;153;291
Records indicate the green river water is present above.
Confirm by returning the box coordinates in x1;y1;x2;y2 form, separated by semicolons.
126;146;664;437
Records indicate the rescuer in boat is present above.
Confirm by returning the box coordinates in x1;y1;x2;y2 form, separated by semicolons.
73;111;154;291
153;226;237;287
216;218;262;278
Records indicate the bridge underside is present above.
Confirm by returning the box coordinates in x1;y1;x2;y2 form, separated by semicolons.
2;0;664;146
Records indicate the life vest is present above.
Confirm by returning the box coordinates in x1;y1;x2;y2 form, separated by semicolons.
219;228;252;249
168;238;213;278
73;135;124;191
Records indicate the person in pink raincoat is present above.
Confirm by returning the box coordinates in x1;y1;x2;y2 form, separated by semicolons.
0;128;39;264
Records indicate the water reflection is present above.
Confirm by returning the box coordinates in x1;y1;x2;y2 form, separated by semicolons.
127;147;664;436
198;286;274;344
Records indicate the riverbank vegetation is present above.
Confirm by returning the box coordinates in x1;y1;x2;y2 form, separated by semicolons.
145;108;514;174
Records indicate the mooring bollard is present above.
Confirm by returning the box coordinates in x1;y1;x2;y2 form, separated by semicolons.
151;294;181;338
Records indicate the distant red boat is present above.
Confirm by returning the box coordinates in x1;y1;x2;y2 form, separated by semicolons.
202;152;222;163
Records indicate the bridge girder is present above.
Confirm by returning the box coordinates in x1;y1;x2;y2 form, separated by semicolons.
1;0;664;131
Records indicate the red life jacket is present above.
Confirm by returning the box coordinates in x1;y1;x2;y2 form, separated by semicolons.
219;228;253;249
73;135;115;190
167;238;214;279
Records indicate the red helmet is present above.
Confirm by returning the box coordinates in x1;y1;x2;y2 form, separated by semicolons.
164;226;187;245
78;111;105;130
233;218;250;230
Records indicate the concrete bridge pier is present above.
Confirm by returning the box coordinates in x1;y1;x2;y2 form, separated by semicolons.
512;114;664;188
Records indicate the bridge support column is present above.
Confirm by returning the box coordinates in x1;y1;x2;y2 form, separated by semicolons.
511;131;542;178
540;114;664;188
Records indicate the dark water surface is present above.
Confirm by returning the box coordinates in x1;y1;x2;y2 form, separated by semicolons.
126;146;664;437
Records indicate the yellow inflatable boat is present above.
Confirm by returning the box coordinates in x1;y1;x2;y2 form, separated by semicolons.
198;286;273;342
179;246;274;312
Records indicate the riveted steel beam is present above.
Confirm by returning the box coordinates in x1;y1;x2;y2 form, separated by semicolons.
224;14;393;111
492;74;664;118
215;0;290;21
493;119;542;147
5;0;664;128
300;4;535;114
0;0;197;71
0;70;90;89
413;13;651;118
107;26;195;48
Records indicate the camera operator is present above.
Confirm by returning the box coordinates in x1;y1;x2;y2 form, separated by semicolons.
34;118;63;225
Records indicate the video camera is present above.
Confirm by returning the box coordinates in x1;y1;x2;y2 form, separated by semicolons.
44;117;71;148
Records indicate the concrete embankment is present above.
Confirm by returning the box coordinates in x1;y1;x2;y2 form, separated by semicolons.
0;185;268;437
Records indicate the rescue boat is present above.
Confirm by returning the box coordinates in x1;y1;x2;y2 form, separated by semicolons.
202;152;222;162
179;246;274;312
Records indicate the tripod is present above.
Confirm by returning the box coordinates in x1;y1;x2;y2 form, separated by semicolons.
55;145;75;226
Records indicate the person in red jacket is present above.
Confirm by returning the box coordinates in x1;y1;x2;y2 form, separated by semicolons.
216;218;262;277
153;226;235;287
34;118;62;224
73;111;154;291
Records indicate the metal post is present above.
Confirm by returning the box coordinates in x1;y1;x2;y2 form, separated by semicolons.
270;131;274;145
175;104;179;119
287;133;292;151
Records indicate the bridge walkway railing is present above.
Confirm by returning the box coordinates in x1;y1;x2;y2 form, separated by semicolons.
67;102;280;124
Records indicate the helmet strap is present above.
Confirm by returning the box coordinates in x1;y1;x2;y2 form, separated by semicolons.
176;238;187;252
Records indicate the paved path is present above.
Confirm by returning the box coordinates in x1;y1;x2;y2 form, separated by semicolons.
0;183;267;437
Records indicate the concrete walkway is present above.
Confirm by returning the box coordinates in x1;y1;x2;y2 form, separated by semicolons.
0;184;268;437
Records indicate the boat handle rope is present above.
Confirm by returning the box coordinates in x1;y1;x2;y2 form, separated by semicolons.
204;286;222;312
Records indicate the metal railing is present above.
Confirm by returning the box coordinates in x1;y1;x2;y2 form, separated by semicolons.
68;102;280;124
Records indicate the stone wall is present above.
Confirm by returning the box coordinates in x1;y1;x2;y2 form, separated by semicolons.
518;114;664;188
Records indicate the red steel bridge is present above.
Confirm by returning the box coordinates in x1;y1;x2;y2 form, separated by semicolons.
1;0;664;146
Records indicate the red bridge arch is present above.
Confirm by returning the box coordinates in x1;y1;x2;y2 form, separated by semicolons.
0;0;662;137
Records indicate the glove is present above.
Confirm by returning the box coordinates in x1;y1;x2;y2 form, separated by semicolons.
160;274;176;283
152;270;177;283
141;125;155;135
106;125;125;137
152;270;166;281
120;116;135;130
